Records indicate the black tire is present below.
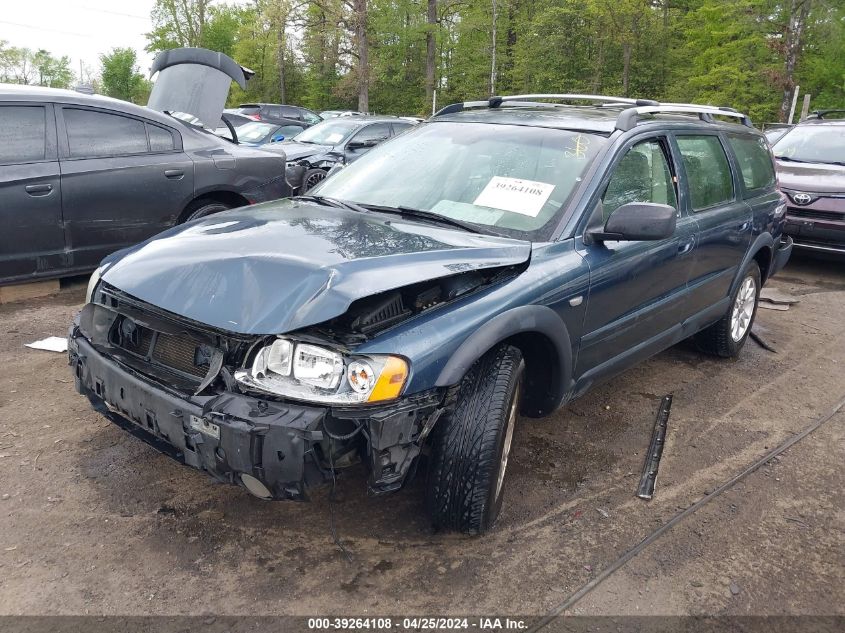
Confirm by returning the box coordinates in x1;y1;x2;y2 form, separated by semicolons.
694;261;761;358
182;199;231;223
301;168;327;192
425;344;524;535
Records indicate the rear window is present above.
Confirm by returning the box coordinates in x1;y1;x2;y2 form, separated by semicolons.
727;134;775;192
0;105;47;163
64;108;148;158
236;106;260;115
676;135;734;210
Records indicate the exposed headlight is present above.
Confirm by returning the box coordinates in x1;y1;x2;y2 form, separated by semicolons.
85;264;106;304
235;338;408;405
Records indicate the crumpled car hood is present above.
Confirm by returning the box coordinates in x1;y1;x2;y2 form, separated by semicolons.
100;200;531;335
777;160;845;193
264;141;333;161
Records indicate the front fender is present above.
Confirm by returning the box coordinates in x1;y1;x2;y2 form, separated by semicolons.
435;304;573;412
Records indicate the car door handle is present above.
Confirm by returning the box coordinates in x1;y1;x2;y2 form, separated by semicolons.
737;221;750;231
678;238;695;255
164;169;184;179
25;183;53;196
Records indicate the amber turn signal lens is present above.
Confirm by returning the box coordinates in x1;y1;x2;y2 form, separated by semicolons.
367;356;408;402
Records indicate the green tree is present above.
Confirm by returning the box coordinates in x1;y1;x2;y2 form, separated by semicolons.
100;48;148;103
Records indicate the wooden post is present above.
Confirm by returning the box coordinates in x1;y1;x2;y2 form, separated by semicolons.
787;85;800;124
800;94;811;121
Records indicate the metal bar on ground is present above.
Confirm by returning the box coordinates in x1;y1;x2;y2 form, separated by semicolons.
636;394;673;500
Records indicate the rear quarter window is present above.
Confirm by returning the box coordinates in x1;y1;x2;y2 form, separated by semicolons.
676;135;734;211
727;134;775;193
0;105;47;163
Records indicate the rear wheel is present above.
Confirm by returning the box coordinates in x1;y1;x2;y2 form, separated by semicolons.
695;261;761;358
425;344;524;534
182;199;231;223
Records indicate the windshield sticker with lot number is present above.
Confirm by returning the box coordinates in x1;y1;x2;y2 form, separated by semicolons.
473;176;556;217
326;133;344;143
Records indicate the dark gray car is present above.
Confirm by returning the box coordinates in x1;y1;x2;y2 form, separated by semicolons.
264;116;416;193
1;72;288;285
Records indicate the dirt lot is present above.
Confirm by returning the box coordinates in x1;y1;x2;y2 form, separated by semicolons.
0;255;843;618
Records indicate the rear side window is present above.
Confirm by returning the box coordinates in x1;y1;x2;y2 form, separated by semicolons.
727;134;775;192
64;108;148;158
0;106;46;163
392;122;413;135
148;124;175;152
676;135;734;210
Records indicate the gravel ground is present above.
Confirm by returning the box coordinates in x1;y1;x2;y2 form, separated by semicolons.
0;255;843;618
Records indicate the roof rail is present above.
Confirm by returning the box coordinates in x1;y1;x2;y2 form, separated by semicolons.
805;109;845;120
432;93;753;130
615;104;754;130
433;93;659;117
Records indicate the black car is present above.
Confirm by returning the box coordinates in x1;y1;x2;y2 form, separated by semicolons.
232;103;322;127
0;49;289;285
265;116;416;192
69;94;792;534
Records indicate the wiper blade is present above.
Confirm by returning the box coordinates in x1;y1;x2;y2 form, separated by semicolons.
775;155;811;163
359;203;483;234
293;195;370;214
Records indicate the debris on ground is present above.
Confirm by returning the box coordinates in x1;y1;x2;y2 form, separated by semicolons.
637;395;672;500
760;288;800;306
750;330;777;353
729;582;742;596
24;336;68;353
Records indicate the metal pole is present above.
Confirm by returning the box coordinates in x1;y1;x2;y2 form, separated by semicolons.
799;94;811;121
788;85;800;124
432;89;437;116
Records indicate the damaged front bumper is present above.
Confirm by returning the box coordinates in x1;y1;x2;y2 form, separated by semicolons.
68;327;443;501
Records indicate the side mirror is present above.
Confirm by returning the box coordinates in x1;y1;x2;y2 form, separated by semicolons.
588;202;677;242
348;138;382;150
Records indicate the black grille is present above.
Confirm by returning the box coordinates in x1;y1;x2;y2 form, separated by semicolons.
111;316;213;380
788;208;845;222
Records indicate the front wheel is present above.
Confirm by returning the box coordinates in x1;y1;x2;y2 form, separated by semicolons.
301;168;327;193
695;261;761;358
425;344;524;534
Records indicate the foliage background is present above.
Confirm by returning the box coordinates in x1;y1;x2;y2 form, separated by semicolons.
2;0;843;124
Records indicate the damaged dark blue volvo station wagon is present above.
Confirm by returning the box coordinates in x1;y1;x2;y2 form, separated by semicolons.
69;95;793;534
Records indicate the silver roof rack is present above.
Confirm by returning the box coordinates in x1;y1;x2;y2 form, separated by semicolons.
433;93;753;129
616;104;753;130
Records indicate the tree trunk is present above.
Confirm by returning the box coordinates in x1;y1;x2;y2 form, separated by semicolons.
425;0;437;105
354;0;369;113
490;0;498;96
591;39;604;94
277;19;286;103
622;41;631;97
779;0;812;122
